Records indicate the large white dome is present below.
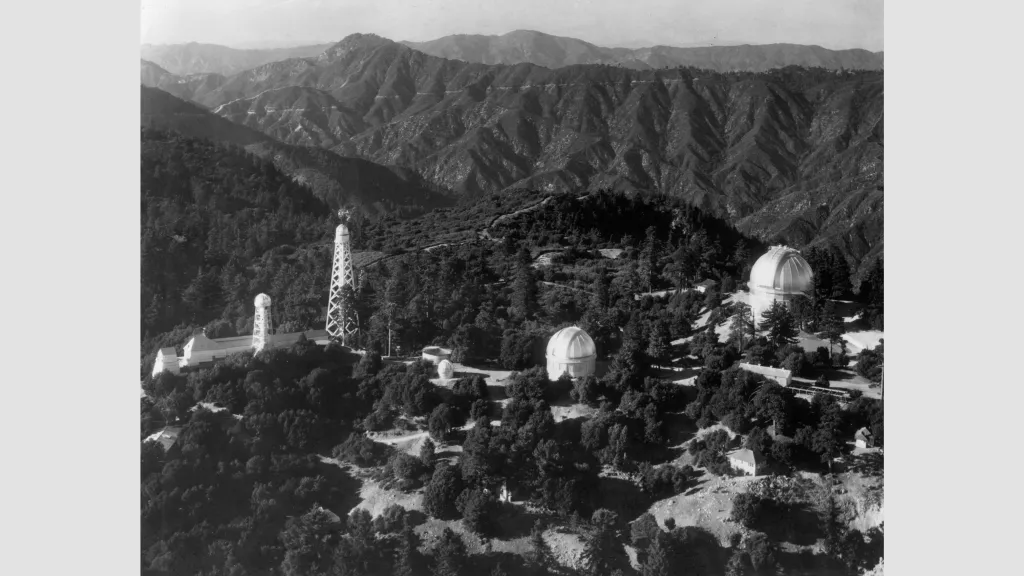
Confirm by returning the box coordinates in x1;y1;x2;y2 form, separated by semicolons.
546;326;596;360
749;246;813;295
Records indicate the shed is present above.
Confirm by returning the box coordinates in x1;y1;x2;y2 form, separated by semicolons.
738;363;793;387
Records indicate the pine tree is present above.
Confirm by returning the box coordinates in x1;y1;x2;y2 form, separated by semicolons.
759;301;799;350
393;518;419;576
419;437;437;469
640;534;672;576
729;302;754;351
526;520;553;576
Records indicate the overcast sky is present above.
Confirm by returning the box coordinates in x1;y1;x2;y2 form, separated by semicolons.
141;0;883;51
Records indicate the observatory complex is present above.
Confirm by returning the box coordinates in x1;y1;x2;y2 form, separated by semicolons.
748;245;813;327
545;326;597;380
151;221;359;377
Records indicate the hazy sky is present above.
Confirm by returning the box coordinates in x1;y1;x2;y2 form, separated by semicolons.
141;0;883;51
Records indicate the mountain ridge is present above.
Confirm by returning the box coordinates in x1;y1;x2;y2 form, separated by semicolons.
140;33;883;277
400;30;883;72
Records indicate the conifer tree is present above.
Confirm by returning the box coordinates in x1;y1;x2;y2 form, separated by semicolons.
640;534;672;576
759;301;799;350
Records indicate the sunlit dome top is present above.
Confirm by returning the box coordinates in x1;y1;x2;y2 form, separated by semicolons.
546;326;596;360
254;293;272;307
335;224;350;244
749;245;813;294
437;359;454;379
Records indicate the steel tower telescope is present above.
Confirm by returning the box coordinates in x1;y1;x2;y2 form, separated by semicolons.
326;223;358;343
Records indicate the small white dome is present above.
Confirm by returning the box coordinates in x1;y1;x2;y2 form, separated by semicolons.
437;359;454;379
335;224;350;244
254;293;272;307
546;326;597;360
749;246;813;295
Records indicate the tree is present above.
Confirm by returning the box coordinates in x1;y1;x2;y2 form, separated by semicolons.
526;520;554;576
821;302;846;362
420;437;437;469
729;302;755;351
429;404;459;441
431;528;468;576
457;487;499;536
581;509;624;576
279;506;342;576
759;301;799;350
730;493;763;528
511;259;539;320
638;225;659;293
393;518;422;576
640;534;672;576
570;375;602;406
646;319;672;365
423;463;464;520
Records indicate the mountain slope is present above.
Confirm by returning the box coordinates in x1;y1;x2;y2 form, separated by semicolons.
141;85;452;216
401;30;883;72
141;34;882;275
141;42;334;76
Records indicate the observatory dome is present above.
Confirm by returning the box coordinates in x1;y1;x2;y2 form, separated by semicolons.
749;246;813;295
437;359;454;380
254;293;272;307
546;326;597;380
748;246;813;328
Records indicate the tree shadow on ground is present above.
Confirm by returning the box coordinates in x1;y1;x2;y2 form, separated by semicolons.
753;502;822;546
313;459;363;515
493;502;551;540
594;475;655;521
664;411;699;446
486;384;509;401
670;525;728;576
846;450;884;476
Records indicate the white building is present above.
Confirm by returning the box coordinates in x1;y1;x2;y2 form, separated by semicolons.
727;448;764;476
738;362;793;387
152;328;330;376
748;245;813;328
422;346;451;364
151;347;181;377
546;326;597;381
437;359;455;379
855;427;875;449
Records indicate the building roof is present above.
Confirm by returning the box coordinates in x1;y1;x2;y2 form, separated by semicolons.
144;426;182;451
189;332;251;352
157;347;177;357
739;363;792;380
855;427;873;441
546;326;597;360
749;245;813;294
728;448;765;466
272;329;330;347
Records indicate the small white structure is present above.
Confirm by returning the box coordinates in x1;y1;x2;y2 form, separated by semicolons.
739;362;793;387
252;293;273;352
422;346;451;364
727;448;764;476
545;326;597;381
437;359;455;379
151;347;180;377
855;427;875;449
748;245;813;328
144;426;182;451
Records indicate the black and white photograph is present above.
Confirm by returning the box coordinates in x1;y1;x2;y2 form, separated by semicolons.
136;1;884;575
20;1;1024;575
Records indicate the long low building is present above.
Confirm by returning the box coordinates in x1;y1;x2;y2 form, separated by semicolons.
152;329;330;377
738;362;793;387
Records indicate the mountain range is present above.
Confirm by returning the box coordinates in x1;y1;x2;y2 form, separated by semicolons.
141;42;334;76
140;32;883;276
401;30;883;72
141;84;452;216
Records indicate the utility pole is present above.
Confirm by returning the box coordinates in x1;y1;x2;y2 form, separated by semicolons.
388;325;392;358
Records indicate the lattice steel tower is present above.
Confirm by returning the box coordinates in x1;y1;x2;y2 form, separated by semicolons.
252;293;273;352
326;221;358;344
